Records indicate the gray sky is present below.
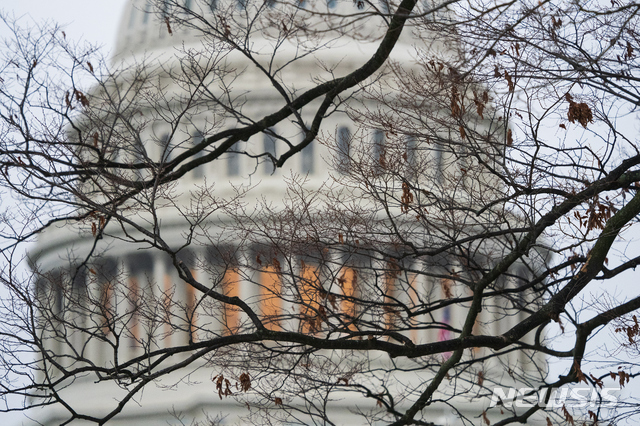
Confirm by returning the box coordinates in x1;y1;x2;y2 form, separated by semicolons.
0;0;128;56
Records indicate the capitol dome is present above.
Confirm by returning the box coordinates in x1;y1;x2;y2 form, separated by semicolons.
27;1;546;425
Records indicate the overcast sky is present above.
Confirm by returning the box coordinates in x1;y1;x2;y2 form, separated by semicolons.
0;0;129;57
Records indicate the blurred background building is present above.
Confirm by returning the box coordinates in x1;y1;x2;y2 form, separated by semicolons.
28;1;545;425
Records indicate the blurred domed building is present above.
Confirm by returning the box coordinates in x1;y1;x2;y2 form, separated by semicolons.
29;1;546;425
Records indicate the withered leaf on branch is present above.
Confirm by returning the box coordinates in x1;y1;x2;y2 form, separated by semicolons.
565;94;593;128
574;360;587;384
239;373;251;392
482;410;490;425
504;70;514;92
74;89;89;107
401;181;413;214
213;375;233;399
562;404;575;425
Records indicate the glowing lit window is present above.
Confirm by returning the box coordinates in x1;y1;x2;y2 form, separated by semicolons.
383;266;399;329
222;268;241;334
129;276;140;340
260;265;282;330
338;267;357;330
299;262;322;334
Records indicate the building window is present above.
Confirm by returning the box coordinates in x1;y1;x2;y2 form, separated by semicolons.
160;132;172;163
222;268;241;335
338;267;358;331
405;135;417;179
260;264;282;330
299;263;322;334
162;257;174;346
184;0;192;9
434;143;443;184
372;129;385;172
237;0;247;10
301;141;314;175
143;1;152;24
227;142;241;176
185;268;198;343
405;136;416;166
337;126;351;173
127;254;153;344
97;258;118;337
209;0;218;11
383;265;399;330
263;128;277;175
192;130;205;178
128;7;138;28
380;0;390;13
130;138;147;179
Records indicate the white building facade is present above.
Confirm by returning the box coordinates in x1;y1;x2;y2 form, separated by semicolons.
29;1;547;425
